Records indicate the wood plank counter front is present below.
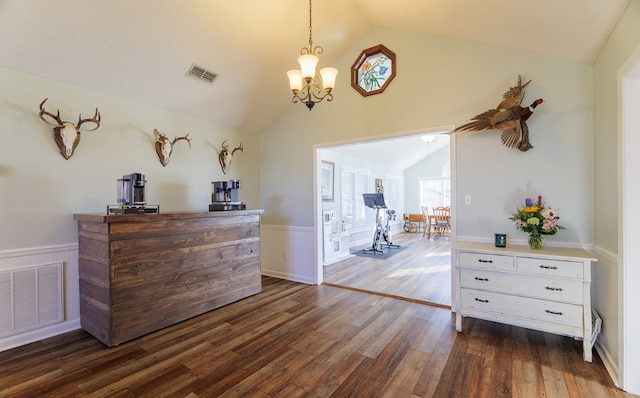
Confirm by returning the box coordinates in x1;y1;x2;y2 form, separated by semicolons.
73;210;264;347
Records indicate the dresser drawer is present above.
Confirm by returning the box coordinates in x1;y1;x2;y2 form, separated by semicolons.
460;288;583;329
460;269;584;304
459;252;514;271
517;257;584;279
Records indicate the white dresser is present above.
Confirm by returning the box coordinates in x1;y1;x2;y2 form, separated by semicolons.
453;241;598;361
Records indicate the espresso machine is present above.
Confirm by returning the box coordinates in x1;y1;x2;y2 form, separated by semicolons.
107;173;159;214
209;179;246;211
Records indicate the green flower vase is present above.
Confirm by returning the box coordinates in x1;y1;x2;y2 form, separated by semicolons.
528;233;545;249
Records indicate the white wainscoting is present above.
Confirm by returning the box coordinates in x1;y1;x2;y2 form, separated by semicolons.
0;244;80;352
261;225;317;284
592;244;621;389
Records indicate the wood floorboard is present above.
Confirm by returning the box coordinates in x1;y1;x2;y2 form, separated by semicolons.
323;232;451;307
0;276;635;398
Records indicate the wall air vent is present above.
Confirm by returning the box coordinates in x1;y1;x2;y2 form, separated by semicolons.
186;63;218;85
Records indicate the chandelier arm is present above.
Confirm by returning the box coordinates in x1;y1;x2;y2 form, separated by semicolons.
308;81;326;100
290;82;333;109
300;45;324;56
291;89;308;104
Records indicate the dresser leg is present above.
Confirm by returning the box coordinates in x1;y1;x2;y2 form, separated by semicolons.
583;340;592;362
456;313;462;332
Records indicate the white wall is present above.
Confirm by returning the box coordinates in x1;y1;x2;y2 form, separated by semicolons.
0;65;260;349
0;66;260;249
404;143;450;213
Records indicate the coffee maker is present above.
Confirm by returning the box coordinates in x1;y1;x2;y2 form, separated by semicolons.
118;172;146;206
107;173;159;214
209;179;246;211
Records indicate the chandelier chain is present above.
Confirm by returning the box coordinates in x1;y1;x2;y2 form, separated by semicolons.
308;0;313;47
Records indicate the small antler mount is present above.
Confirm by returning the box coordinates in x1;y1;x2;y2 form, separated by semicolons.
218;140;243;174
153;128;192;167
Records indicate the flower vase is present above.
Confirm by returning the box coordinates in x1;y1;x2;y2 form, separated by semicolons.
528;233;545;249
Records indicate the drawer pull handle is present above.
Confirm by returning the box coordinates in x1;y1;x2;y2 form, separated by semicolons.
478;259;493;263
545;310;563;316
474;277;489;282
539;265;558;270
545;286;563;291
474;298;489;303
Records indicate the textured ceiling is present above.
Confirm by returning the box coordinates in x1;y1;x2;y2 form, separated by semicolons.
0;0;629;134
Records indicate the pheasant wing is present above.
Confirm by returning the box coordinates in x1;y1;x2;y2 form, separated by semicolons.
497;120;522;149
496;75;531;110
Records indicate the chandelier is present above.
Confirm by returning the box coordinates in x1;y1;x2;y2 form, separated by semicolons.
287;0;338;110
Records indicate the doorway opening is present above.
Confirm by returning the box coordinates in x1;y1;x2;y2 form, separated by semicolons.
315;128;455;308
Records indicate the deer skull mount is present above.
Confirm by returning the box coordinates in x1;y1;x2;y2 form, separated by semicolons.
38;98;101;159
218;140;243;174
153;129;192;167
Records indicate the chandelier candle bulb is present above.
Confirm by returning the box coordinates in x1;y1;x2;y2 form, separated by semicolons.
299;54;319;80
287;70;303;91
320;67;338;90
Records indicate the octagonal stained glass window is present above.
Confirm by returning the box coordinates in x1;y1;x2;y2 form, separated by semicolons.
351;44;396;97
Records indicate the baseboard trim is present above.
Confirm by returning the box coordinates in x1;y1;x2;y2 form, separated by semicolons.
594;340;621;389
0;319;81;352
261;270;315;285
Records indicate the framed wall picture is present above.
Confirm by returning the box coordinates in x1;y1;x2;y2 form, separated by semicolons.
321;161;335;201
351;44;396;97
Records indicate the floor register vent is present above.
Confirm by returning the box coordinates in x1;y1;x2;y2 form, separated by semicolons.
0;262;63;338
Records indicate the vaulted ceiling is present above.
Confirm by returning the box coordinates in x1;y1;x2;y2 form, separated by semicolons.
0;0;629;134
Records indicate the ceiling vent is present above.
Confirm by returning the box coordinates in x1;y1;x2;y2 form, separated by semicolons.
186;63;218;85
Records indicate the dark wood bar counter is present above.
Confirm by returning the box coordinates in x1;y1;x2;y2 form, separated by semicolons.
73;210;264;346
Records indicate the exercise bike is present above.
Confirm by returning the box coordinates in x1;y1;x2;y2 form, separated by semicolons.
362;193;400;255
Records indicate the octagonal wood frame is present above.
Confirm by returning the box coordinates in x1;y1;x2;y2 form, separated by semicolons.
350;44;396;97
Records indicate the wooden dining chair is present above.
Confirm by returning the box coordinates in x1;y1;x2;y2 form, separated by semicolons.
421;206;434;238
432;206;451;238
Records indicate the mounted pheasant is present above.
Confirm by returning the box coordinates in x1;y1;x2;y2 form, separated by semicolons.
452;75;543;152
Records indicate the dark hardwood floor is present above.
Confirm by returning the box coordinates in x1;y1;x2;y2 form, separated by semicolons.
323;232;451;307
0;277;634;397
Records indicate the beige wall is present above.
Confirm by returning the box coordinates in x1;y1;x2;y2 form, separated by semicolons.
261;26;594;246
0;66;260;250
